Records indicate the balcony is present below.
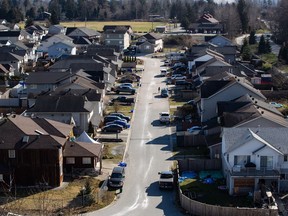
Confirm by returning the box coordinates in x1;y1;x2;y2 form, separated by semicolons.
230;165;280;177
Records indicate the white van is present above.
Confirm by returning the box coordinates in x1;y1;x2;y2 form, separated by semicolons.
159;112;170;123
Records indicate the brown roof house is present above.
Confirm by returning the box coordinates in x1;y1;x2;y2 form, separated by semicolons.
136;32;163;53
188;13;224;34
0;114;103;189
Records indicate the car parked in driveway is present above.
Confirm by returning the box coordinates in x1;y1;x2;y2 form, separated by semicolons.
187;126;202;134
159;112;170;123
104;115;127;124
115;86;136;95
110;96;135;104
106;120;130;129
109;112;131;122
102;124;123;133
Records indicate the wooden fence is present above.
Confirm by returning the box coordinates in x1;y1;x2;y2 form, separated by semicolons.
179;191;278;216
178;158;222;172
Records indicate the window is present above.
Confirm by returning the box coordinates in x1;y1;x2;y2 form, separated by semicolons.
82;157;91;164
285;155;288;162
119;34;122;38
107;40;110;44
226;154;229;162
0;174;3;181
234;155;250;166
59;161;63;176
30;84;37;89
66;157;75;164
8;150;15;158
145;45;150;49
119;41;122;44
260;156;273;169
107;35;109;38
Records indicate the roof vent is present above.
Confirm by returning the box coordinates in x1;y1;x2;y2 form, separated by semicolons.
261;111;264;114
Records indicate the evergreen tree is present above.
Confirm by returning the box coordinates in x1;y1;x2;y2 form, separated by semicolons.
241;37;248;54
237;0;249;33
248;30;256;45
242;44;252;61
0;0;10;19
65;0;76;20
258;35;266;54
265;39;271;53
26;7;36;19
25;17;34;28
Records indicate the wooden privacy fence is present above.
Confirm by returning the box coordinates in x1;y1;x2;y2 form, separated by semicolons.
179;191;278;216
178;158;222;172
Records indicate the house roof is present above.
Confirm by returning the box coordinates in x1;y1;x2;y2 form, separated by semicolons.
73;36;92;45
201;73;266;100
142;32;162;40
64;141;102;157
0;30;20;37
48;40;75;48
103;25;131;31
66;27;101;37
47;88;101;102
0;51;23;61
26;71;71;84
198;13;219;24
12;41;29;50
0;115;72;150
223;127;288;154
27;95;94;113
0;24;9;31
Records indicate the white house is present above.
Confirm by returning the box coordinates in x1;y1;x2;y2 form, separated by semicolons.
222;127;288;195
47;41;76;58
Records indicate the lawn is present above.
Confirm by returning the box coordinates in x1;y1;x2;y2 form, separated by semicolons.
180;179;254;207
2;177;115;215
60;21;166;32
104;103;134;118
260;52;278;65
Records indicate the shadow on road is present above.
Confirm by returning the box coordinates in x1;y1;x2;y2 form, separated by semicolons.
154;74;164;78
151;120;169;127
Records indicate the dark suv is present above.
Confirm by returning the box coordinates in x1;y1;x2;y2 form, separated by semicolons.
109;166;125;188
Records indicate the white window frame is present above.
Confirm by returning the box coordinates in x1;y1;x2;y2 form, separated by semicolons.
66;157;75;164
82;157;91;164
8;150;15;158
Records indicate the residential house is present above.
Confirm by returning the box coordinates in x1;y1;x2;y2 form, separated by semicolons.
137;32;163;53
66;27;101;43
47;41;77;58
87;45;122;64
25;91;101;132
188;13;224;34
0;114;72;187
103;25;132;50
48;24;66;35
0;50;24;76
25;71;72;102
25;24;48;41
0;114;103;188
222;127;288;195
49;55;117;88
200;73;266;122
38;34;74;54
0;31;23;43
0;24;9;31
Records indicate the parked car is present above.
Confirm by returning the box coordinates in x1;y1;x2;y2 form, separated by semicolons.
171;74;186;80
115;86;136;95
109;166;125;188
104;115;126;124
106;120;130;129
175;80;193;86
269;102;283;108
159;112;170;123
158;171;174;189
160;68;168;77
118;78;134;83
109;112;131;122
111;96;135;104
187;126;202;134
119;83;133;88
161;88;169;97
102;124;123;133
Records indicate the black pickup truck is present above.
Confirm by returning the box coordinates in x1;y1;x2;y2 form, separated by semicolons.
110;96;135;105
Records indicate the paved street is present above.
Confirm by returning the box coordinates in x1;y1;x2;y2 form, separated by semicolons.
85;57;183;216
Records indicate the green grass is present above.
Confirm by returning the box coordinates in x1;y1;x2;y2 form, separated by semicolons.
180;179;254;207
278;64;288;73
169;98;186;107
60;21;166;32
104;104;134;118
260;53;278;65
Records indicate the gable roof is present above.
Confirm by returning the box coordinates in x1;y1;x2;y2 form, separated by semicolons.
64;141;102;157
27;95;94;113
0;30;20;37
0;115;72;150
142;32;162;40
47;88;101;102
223;128;286;155
66;27;101;37
0;52;23;61
26;71;71;84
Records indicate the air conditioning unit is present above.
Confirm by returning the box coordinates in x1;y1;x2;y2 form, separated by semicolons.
233;165;241;172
